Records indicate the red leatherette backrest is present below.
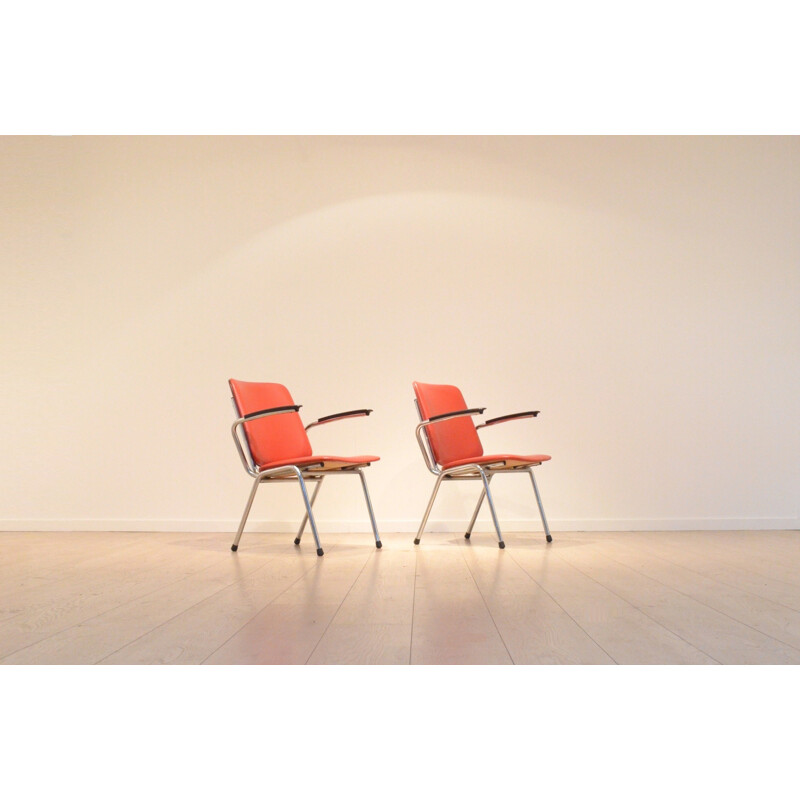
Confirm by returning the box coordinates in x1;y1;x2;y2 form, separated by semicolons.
413;381;483;467
229;380;312;468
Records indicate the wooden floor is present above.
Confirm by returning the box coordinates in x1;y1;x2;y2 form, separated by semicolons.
1;529;799;664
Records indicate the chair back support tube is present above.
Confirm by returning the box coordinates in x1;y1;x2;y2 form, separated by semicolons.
413;382;485;468
229;380;312;469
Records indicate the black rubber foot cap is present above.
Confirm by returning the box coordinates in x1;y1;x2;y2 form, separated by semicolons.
498;541;506;549
376;541;382;548
546;534;553;543
231;544;238;552
464;532;471;539
294;537;301;545
413;538;420;545
316;548;324;556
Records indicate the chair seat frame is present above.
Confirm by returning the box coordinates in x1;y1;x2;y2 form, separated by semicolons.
230;404;381;556
413;401;552;549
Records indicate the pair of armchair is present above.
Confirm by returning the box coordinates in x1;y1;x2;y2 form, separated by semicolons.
229;379;552;556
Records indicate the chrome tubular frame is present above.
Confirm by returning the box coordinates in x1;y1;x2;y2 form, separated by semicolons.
231;405;300;479
230;404;381;555
412;400;552;548
414;464;506;547
232;464;325;554
295;476;324;543
293;468;382;549
465;477;491;539
413;400;439;475
357;468;381;548
413;401;486;476
528;467;551;541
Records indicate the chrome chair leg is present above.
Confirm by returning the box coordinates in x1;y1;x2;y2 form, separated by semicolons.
414;473;446;545
465;477;492;540
294;469;324;556
231;474;262;552
478;467;505;549
358;469;382;548
529;468;553;543
295;477;324;545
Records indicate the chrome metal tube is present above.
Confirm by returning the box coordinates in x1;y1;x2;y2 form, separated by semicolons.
293;467;324;555
295;477;324;542
478;466;504;547
414;406;486;476
230;405;299;477
358;469;382;547
528;468;552;542
465;478;491;537
232;474;262;550
415;472;446;543
413;399;439;475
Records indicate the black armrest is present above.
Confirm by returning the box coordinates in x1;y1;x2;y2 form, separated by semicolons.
306;408;373;430
427;407;486;423
477;410;539;428
317;409;372;423
242;404;301;420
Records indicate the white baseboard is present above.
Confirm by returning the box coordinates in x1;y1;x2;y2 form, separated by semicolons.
1;518;798;532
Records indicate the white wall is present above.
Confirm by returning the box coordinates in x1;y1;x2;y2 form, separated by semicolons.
2;136;798;533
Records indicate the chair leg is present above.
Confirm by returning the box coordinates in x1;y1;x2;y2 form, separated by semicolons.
231;474;262;552
529;468;553;543
295;477;324;545
414;473;446;545
357;469;382;548
478;468;505;549
465;478;491;539
294;470;325;555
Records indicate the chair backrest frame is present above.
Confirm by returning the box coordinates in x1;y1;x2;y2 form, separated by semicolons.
229;380;313;469
412;382;484;468
414;398;440;474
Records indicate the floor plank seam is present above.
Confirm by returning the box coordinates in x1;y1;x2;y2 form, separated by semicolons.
683;547;800;589
459;544;516;665
553;552;722;664
0;549;250;663
624;540;800;613
4;532;799;665
592;546;800;657
198;548;339;665
0;537;168;608
631;535;800;590
507;551;619;665
93;549;290;664
304;548;376;665
409;548;418;665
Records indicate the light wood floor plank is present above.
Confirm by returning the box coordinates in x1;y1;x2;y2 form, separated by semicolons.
0;531;233;611
0;534;164;603
307;547;416;664
0;548;280;664
0;537;234;658
591;538;800;654
1;530;799;665
461;544;615;664
508;542;717;664
629;531;800;587
556;543;800;664
611;532;800;612
410;547;512;664
99;547;327;664
203;548;375;664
